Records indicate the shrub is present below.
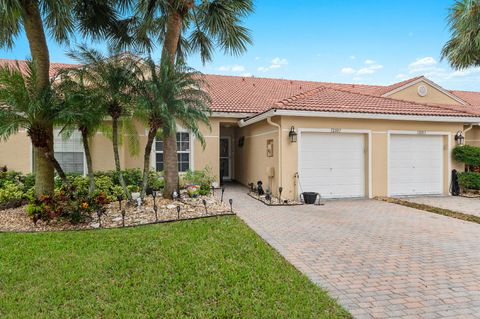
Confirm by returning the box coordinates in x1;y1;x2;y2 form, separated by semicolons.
182;168;215;195
458;172;480;190
0;181;24;204
26;191;109;224
0;170;22;188
148;171;164;190
453;145;480;167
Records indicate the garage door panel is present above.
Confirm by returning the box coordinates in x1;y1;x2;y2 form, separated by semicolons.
299;132;365;199
389;135;443;196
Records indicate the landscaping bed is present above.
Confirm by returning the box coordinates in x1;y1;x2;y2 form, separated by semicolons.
247;192;303;206
0;193;231;232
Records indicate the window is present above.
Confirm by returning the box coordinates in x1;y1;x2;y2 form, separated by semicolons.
54;129;85;174
155;132;191;172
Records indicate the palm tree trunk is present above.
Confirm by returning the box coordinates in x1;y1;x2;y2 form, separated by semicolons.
33;146;54;197
162;130;179;199
81;129;95;196
141;127;157;199
161;9;184;199
112;117;131;200
22;1;54;197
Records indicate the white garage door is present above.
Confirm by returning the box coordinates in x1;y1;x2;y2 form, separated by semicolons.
299;132;365;198
389;134;443;196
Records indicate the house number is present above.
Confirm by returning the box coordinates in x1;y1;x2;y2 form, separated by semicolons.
331;128;342;133
417;130;427;135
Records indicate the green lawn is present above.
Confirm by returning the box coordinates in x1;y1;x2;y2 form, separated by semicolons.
0;216;350;318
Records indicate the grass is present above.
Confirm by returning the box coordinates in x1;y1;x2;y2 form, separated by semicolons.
376;196;480;225
0;216;350;318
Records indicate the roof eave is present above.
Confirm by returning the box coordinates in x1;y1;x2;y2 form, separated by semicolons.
238;109;480;127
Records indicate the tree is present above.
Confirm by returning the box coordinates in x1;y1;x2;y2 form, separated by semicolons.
67;46;140;200
442;0;480;69
134;0;254;198
56;66;106;195
0;61;71;186
0;0;130;197
135;57;211;198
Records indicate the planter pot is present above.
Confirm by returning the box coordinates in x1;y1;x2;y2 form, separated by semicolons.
301;192;319;204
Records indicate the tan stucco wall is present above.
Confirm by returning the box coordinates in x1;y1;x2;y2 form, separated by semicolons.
235;119;279;194
279;116;463;200
0;116;466;201
465;125;480;147
388;80;462;105
0;130;31;173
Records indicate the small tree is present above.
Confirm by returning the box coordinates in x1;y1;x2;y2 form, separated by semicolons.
135;58;211;198
57;67;106;195
67;46;141;200
0;61;70;185
129;0;254;198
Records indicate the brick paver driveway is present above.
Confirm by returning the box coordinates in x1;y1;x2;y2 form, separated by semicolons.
225;184;480;318
405;196;480;218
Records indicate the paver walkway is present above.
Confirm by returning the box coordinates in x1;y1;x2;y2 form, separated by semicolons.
224;184;480;319
404;196;480;217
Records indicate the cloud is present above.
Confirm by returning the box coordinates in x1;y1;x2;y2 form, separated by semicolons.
255;56;261;61
396;73;408;79
341;59;383;76
341;67;356;74
349;55;356;60
257;57;288;72
217;64;246;73
408;57;438;74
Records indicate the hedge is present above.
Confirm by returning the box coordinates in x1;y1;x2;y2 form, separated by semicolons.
458;172;480;190
452;145;480;167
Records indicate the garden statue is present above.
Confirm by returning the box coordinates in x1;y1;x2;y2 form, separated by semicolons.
257;181;265;196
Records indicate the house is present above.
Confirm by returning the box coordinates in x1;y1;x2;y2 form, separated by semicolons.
2;58;480;200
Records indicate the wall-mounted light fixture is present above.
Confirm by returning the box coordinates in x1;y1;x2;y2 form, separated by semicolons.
455;131;465;146
289;126;297;143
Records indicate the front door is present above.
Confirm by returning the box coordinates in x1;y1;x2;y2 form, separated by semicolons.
220;137;231;181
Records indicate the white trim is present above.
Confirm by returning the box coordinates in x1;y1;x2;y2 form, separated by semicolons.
387;130;451;197
297;128;372;199
382;77;469;106
238;109;480;127
151;130;194;172
219;136;232;180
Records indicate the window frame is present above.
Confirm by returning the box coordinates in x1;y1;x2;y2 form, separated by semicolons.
152;129;194;173
52;128;87;176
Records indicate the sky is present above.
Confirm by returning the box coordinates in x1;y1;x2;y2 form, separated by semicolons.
2;0;480;91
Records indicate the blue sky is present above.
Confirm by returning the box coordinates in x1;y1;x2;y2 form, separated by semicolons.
2;0;479;91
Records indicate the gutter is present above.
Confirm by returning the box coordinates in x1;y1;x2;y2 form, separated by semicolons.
237;109;480;127
266;116;282;190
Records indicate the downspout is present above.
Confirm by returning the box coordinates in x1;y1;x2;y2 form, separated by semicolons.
266;117;282;190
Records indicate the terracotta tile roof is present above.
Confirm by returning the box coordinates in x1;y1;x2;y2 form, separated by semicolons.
1;57;480;119
372;76;424;96
273;86;479;117
204;74;383;113
449;90;480;107
0;58;78;78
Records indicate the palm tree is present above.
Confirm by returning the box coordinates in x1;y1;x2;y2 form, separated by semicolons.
56;67;106;195
0;0;130;197
66;46;141;200
442;0;480;69
132;0;254;198
135;58;211;198
0;61;71;186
